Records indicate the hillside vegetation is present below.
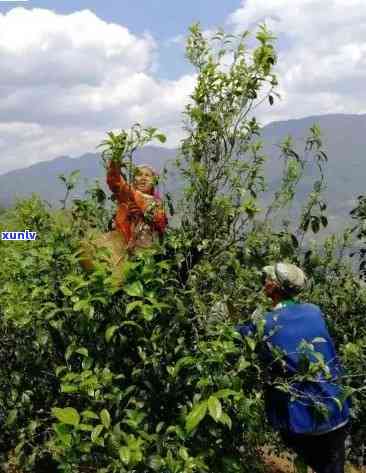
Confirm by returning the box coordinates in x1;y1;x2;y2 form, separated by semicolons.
0;23;365;473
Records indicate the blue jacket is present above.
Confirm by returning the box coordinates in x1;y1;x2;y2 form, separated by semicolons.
235;302;351;434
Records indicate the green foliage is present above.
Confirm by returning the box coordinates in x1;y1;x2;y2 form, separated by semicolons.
181;23;277;260
98;123;166;186
59;170;81;209
0;22;365;473
350;195;366;279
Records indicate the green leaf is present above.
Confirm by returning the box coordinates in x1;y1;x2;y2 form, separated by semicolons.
321;216;328;228
100;409;111;429
105;325;118;343
219;413;232;430
82;410;99;420
238;357;251;371
142;304;154;321
214;389;239;399
179;447;189;461
120;260;140;279
91;424;104;443
302;217;310;232
78;423;94;432
126;300;143;315
61;384;78;393
185;400;207;432
124;281;144;297
73;300;88;312
148;455;163;471
60;285;72;296
82;357;93;370
65;345;75;361
155;422;165;433
55;366;67;377
121;320;144;331
119;446;131;465
52;407;80;426
75;347;88;357
155;133;167;143
208;396;222;422
5;409;17;426
54;424;72;446
320;201;327;211
311;217;320;234
245;336;256;351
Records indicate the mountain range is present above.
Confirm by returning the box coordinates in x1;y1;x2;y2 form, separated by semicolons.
1;113;365;234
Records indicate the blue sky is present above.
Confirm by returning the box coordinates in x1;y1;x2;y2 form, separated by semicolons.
0;0;241;79
0;0;365;174
0;0;241;38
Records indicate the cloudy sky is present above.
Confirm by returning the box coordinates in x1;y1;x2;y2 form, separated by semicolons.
0;0;365;174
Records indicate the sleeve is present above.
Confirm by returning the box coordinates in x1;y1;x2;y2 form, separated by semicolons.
106;160;122;194
106;160;133;201
132;193;168;235
235;322;257;339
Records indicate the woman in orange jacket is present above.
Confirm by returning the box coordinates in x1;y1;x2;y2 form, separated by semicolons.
106;159;168;251
80;161;167;277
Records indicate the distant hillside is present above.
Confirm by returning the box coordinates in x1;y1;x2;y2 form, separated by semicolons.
1;113;365;232
0;146;178;208
260;113;366;233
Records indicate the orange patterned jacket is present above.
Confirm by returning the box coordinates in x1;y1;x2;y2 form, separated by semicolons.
106;161;168;246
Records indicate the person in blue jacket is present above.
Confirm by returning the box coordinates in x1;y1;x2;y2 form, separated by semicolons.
235;262;351;473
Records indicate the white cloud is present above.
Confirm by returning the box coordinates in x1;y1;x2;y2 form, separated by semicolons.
0;122;104;172
228;0;366;124
0;8;195;174
0;8;155;87
2;2;364;175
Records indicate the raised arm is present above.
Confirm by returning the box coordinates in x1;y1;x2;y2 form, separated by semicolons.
106;160;122;193
106;160;134;202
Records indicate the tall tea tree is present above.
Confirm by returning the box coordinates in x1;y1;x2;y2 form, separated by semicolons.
179;24;278;269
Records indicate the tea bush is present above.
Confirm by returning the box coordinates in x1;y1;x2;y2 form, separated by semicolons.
0;23;365;473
